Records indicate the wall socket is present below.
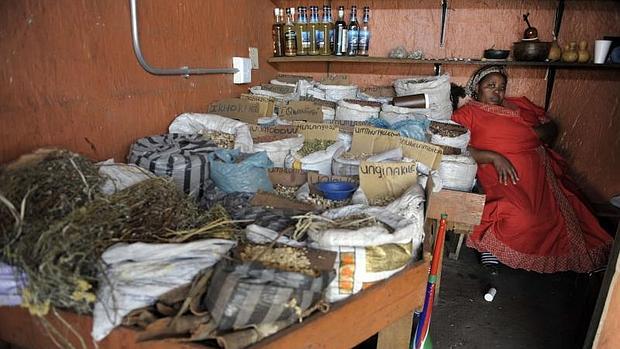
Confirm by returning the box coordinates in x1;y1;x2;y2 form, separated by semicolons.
249;47;259;69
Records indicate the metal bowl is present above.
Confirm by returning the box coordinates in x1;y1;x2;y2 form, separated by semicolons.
512;41;551;61
483;49;510;59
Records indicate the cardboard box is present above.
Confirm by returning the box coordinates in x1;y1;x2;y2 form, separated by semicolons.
350;126;402;155
400;137;443;170
240;94;275;117
208;98;263;124
293;122;340;141
279;101;324;123
359;161;418;204
261;83;296;95
268;168;310;187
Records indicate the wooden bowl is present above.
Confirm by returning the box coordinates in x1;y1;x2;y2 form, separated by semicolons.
483;49;510;59
513;41;551;61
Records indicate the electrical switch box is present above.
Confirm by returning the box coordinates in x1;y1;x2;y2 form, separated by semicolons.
233;57;252;84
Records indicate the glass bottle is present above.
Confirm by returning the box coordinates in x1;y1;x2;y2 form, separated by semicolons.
272;8;285;57
357;7;370;56
283;7;297;57
308;6;320;55
319;5;333;55
347;6;359;56
295;7;309;56
334;6;347;56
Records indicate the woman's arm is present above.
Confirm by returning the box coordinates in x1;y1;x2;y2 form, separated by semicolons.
533;120;558;145
468;146;519;185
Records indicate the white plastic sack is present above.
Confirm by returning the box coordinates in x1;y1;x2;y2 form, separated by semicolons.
168;113;253;153
430;120;471;152
245;224;306;248
92;239;235;341
335;99;380;122
322;107;336;121
0;263;25;307
438;155;478;192
284;141;346;175
97;160;153;195
393;75;452;120
250;86;299;102
332;147;403;177
306;87;327;100
357;91;393;104
253;135;304;168
380;104;431;125
316;83;358;102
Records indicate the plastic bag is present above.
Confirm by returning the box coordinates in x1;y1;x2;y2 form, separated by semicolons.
208;149;274;193
438;154;477;192
168;113;253;153
97;160;153;195
92;239;235;341
335;99;380;121
0;263;25;307
253;134;304;167
128;134;217;199
206;259;334;330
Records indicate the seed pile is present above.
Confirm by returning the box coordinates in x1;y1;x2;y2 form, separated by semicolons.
429;121;468;137
297;139;336;157
203;131;235;149
240;245;316;276
339;151;372;161
371;195;396;207
342;99;382;108
305;194;351;210
274;184;300;200
253;134;293;144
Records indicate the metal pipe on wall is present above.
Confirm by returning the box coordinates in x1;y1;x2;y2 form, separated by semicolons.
129;0;238;76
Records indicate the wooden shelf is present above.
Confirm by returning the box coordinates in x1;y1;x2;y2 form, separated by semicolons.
268;56;620;69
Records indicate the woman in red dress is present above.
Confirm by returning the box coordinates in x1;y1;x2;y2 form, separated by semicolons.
452;65;612;273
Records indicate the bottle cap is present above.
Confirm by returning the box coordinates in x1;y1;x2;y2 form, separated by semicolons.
484;287;497;302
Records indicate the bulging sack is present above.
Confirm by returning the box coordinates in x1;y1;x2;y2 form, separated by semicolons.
168;113;253;153
316;83;359;102
208;149;274;193
429;120;471;153
393;75;452;120
284;141;346;175
128;134;217;199
438;154;477;192
335;99;381;121
253;134;304;168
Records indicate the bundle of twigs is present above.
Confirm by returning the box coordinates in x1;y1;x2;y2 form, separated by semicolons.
6;177;238;315
291;213;381;241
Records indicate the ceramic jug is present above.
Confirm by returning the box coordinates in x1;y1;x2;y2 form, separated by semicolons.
578;40;590;63
562;42;578;63
548;37;562;61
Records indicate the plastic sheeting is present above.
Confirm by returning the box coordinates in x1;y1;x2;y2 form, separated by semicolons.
208;149;274;193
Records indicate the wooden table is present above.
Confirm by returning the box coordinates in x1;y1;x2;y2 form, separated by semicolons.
0;259;430;349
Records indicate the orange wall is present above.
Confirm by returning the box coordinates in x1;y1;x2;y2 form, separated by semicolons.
274;0;620;203
0;0;277;164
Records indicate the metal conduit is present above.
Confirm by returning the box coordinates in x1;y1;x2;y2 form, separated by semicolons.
129;0;238;76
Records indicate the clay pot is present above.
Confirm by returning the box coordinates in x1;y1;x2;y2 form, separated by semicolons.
578;40;590;63
562;42;578;63
548;39;562;62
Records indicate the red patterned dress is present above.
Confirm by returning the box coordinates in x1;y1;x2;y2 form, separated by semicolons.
452;97;612;273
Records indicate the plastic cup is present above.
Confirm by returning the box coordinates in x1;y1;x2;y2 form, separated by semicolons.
594;40;612;64
484;287;497;302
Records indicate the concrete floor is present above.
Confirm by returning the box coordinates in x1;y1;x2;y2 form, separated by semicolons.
428;236;603;349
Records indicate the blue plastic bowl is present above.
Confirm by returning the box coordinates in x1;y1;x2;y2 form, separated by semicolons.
316;181;358;201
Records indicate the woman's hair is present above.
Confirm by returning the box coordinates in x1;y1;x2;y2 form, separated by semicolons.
465;65;508;99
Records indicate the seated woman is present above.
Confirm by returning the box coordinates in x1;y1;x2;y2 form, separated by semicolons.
452;65;612;273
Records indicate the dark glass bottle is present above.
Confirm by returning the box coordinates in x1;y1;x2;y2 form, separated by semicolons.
283;7;297;57
347;6;359;56
272;8;285;57
334;6;347;56
358;7;370;56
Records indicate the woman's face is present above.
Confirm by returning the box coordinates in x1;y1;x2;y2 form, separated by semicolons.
476;73;507;105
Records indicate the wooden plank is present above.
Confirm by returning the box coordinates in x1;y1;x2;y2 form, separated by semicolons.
0;260;429;349
376;313;414;349
251;260;430;349
426;190;486;226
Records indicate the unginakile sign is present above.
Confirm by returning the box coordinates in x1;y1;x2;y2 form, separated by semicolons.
400;137;443;170
208;99;263;123
350;126;402;155
359;161;418;204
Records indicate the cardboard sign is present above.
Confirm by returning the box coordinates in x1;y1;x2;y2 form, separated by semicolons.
249;125;297;137
279;101;323;123
350;126;402;155
251;192;315;212
307;172;359;195
268;168;310;187
261;83;295;95
275;74;314;84
208;98;262;123
293;122;339;141
326;120;371;134
319;74;350;85
359;161;418;204
299;96;337;110
359;85;396;98
240;94;275;117
400;137;443;170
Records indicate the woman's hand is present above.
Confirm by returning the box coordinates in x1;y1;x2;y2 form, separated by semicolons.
468;147;519;185
491;153;519;185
